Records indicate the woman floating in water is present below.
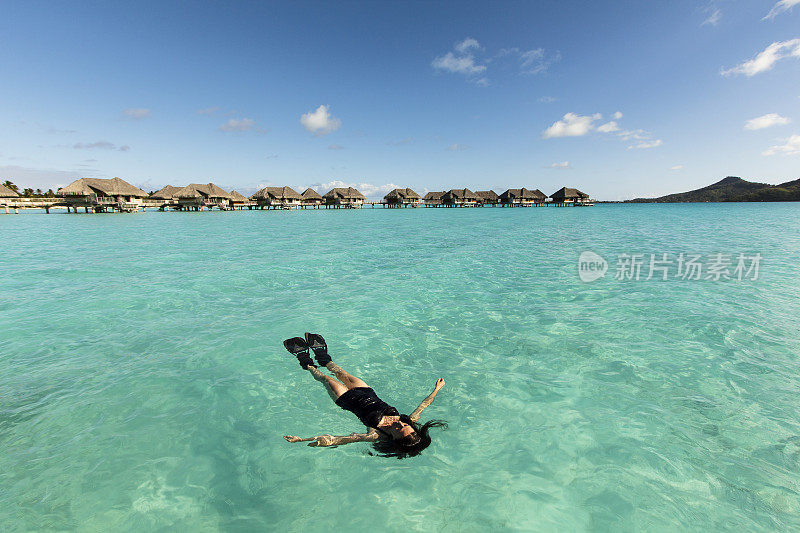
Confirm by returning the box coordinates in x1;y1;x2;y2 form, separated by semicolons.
282;333;447;458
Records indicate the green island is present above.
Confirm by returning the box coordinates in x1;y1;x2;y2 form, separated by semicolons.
626;176;800;203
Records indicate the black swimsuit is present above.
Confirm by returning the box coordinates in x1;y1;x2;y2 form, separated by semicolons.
335;387;399;432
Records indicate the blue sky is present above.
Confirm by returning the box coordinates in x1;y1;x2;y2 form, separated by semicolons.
0;0;798;200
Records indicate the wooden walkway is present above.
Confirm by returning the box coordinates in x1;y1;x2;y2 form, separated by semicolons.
2;198;593;213
361;201;593;208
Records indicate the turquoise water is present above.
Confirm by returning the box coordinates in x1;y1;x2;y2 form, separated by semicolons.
2;204;800;531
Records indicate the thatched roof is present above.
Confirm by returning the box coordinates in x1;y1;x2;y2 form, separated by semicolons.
500;188;547;201
229;190;249;202
475;190;499;201
423;191;445;200
443;188;478;201
551;187;589;200
174;183;232;200
323;187;366;200
301;188;322;200
57;177;148;198
0;183;19;197
250;186;303;201
150;185;182;199
384;188;421;200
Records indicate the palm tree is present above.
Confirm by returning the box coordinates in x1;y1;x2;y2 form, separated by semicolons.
2;180;18;193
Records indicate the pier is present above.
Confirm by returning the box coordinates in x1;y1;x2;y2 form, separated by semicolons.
1;180;593;214
2;196;593;213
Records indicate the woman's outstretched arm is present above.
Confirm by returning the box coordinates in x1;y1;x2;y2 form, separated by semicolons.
283;428;381;447
410;378;445;422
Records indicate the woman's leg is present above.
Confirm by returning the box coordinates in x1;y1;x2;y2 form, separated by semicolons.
307;366;348;402
325;363;370;390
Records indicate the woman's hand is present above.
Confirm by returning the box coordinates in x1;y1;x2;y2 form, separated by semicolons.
435;378;445;390
283;435;304;443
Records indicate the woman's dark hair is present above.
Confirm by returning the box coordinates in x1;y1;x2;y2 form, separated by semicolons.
369;417;448;459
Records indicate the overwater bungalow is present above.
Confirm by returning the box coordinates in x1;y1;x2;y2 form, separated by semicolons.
422;191;445;207
57;177;148;212
384;188;421;207
250;186;303;209
228;190;251;209
1;183;19;212
1;183;19;200
300;188;323;208
150;185;182;201
551;187;591;205
500;188;547;206
442;188;479;207
323;187;365;208
475;190;499;206
173;183;232;210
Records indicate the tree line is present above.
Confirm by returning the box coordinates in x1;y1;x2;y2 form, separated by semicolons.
2;181;57;198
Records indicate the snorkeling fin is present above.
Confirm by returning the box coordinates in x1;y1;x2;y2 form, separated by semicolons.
304;333;331;366
283;337;315;369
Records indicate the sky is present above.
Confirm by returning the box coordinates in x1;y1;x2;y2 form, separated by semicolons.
0;0;798;200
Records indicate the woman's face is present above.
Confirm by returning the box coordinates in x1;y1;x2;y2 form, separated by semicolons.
387;419;416;440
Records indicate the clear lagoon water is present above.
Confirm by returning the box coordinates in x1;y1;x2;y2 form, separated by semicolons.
1;203;800;531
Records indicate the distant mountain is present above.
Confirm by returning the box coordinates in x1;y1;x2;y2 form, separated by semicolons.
627;176;800;203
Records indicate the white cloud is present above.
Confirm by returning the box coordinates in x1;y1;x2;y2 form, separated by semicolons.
669;165;684;170
446;143;470;151
300;105;341;136
721;39;800;77
520;48;544;64
196;107;219;115
764;0;800;20
597;121;620;133
431;51;487;76
629;139;663;149
123;108;151;119
312;179;398;198
219;118;256;132
762;134;800;155
744;113;791;130
539;96;557;103
617;129;647;141
547;161;571;169
387;138;414;146
542;112;601;138
73;141;130;151
328;144;345;150
500;47;560;75
434;39;558;84
454;37;480;53
543;110;661;149
519;48;560;75
703;8;721;26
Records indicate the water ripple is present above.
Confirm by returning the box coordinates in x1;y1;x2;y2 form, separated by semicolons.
1;204;799;530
